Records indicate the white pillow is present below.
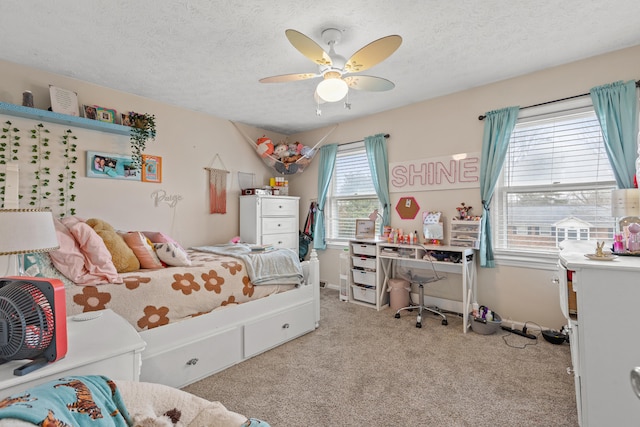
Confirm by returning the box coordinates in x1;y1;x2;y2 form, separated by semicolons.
154;242;192;267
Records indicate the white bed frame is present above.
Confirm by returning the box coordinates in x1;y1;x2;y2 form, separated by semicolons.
138;250;320;388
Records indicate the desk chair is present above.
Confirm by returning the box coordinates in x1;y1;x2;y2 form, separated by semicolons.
394;253;448;328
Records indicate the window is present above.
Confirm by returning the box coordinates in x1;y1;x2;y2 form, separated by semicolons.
493;102;617;255
325;142;380;242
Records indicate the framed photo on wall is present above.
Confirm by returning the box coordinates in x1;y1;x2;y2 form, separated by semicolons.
86;151;140;181
141;154;162;183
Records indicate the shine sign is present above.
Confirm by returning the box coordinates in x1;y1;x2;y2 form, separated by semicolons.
389;152;480;193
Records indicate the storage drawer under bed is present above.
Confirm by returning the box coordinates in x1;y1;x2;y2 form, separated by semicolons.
244;301;315;358
140;326;242;388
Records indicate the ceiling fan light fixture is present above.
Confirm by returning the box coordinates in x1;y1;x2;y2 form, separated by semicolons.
316;77;348;103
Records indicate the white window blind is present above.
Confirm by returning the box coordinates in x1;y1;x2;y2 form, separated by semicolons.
493;106;617;253
326;142;380;241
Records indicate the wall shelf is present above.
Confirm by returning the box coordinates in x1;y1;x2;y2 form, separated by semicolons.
0;101;132;136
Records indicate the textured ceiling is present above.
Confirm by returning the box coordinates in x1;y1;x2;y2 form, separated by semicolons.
1;1;640;135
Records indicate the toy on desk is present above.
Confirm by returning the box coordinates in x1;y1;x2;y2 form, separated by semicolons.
594;241;605;257
456;202;472;219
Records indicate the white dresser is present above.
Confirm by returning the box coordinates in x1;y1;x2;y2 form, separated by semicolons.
239;195;299;253
559;247;640;426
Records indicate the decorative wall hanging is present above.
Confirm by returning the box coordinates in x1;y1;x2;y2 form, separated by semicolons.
141;154;162;183
231;121;337;175
57;129;78;217
395;196;420;219
29;123;51;207
205;153;229;214
86;150;140;181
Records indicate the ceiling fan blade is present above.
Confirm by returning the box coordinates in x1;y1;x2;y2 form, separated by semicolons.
344;75;395;91
344;35;402;73
259;72;319;83
285;29;332;66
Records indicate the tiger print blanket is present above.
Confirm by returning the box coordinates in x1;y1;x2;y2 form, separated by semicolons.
0;375;130;426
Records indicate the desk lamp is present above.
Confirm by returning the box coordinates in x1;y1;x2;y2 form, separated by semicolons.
0;209;59;276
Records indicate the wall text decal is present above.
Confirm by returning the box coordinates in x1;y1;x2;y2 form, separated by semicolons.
151;189;183;208
389;152;480;193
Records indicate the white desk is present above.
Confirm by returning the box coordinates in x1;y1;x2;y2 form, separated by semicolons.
377;243;477;333
0;309;146;397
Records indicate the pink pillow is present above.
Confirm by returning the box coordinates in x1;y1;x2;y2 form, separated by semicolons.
122;232;164;269
143;231;178;244
49;218;121;285
68;221;120;280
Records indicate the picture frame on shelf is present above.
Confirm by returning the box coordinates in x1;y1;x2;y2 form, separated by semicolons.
83;105;97;120
86;150;140;181
141;154;162;183
95;106;117;123
121;113;132;127
49;85;79;116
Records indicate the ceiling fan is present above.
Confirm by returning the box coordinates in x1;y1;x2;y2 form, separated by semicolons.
260;28;402;110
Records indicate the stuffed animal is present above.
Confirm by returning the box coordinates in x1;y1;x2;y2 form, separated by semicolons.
273;143;289;159
301;146;315;158
255;135;274;158
86;218;140;273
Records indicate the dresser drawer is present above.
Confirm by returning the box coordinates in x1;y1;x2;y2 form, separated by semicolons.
140;326;241;388
352;243;376;256
244;302;315;358
261;232;298;250
261;197;298;216
262;216;298;234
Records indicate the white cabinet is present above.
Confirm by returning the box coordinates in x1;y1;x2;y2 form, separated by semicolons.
449;218;481;249
0;309;145;397
349;239;386;310
559;249;640;426
240;195;299;253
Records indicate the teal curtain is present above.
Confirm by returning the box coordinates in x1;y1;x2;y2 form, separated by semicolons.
589;80;639;189
313;144;338;250
364;134;391;235
479;106;519;268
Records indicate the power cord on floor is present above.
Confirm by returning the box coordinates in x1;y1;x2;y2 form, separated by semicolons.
501;321;541;349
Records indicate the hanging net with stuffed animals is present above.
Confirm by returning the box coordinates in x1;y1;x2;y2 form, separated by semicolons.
232;122;337;175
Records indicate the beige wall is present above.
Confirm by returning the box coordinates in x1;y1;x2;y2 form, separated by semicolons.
0;59;286;250
290;44;640;329
1;44;639;328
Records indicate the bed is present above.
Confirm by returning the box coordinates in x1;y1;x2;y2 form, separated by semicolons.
24;218;320;389
0;375;270;426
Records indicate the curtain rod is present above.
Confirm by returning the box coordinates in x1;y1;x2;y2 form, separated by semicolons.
338;134;390;146
478;80;640;121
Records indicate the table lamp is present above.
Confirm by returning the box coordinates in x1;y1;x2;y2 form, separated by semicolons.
0;208;59;276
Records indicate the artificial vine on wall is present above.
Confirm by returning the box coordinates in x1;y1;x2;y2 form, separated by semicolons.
29;123;51;207
0;120;21;206
58;129;78;217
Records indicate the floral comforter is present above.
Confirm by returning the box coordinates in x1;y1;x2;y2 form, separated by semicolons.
64;250;295;332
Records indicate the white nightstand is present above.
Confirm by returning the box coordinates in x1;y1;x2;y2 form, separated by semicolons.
0;309;146;397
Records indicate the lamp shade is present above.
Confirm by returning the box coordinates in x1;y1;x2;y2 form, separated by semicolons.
0;209;59;255
316;78;349;102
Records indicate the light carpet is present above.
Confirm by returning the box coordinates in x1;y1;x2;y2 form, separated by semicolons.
184;288;577;426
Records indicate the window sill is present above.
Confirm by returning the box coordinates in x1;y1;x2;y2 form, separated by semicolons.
493;249;559;271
